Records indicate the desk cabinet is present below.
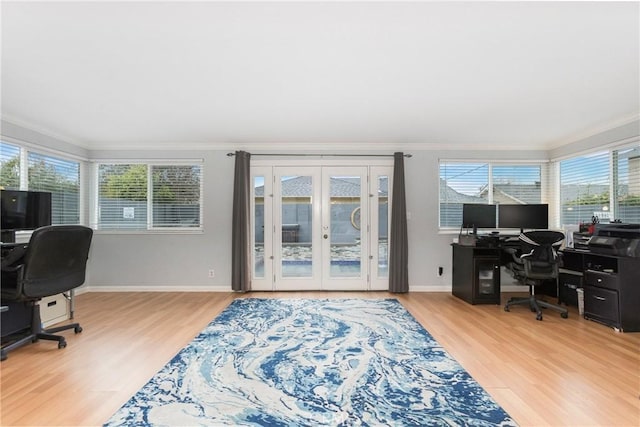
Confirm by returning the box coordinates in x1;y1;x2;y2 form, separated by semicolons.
452;244;501;304
561;249;640;332
582;253;640;332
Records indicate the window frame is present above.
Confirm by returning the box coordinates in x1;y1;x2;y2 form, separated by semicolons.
556;140;640;226
438;159;548;231
92;160;204;233
0;139;85;226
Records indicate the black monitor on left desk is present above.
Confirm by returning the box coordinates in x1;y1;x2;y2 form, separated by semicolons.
1;190;52;243
462;203;497;236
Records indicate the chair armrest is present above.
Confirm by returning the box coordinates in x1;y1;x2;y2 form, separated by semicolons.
1;244;27;269
1;264;25;301
503;246;525;265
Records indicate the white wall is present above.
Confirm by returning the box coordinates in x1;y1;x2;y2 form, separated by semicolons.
1;119;89;159
549;118;640;159
85;147;548;291
85;149;234;291
404;149;548;290
3;119;637;291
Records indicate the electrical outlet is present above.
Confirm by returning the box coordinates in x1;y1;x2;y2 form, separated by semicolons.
437;266;443;277
208;269;215;278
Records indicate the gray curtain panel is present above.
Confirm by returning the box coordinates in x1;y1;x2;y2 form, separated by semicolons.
231;150;251;292
389;152;409;293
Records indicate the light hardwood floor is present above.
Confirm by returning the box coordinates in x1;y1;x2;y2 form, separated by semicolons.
1;291;639;426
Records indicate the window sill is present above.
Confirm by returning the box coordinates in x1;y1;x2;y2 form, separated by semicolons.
93;228;204;235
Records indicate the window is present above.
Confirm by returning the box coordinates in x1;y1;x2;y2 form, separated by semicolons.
0;142;21;190
0;141;81;225
613;146;640;224
559;145;640;226
560;152;610;226
439;161;543;228
28;152;80;224
96;162;202;230
439;163;489;228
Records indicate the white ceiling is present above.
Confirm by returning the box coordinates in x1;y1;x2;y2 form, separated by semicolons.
1;1;639;151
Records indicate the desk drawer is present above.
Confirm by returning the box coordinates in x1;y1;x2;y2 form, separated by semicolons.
584;270;619;291
584;286;619;327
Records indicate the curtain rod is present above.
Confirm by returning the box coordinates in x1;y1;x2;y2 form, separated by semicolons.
227;152;412;158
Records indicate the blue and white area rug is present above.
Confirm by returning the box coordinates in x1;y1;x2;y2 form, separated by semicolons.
105;298;517;426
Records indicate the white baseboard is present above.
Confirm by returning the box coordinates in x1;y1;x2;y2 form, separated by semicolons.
75;284;525;294
78;285;232;293
408;285;452;292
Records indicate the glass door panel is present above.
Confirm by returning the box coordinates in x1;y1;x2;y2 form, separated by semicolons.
322;167;368;290
274;167;321;290
370;166;392;290
255;176;265;279
255;164;392;291
377;175;389;278
251;167;273;291
281;175;313;278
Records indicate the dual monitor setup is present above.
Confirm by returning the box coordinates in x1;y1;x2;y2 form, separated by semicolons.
462;203;549;236
0;189;52;243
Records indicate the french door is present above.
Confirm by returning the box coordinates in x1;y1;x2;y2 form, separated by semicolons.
251;163;391;291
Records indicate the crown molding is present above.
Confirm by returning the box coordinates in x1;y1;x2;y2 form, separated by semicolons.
83;140;548;152
7;113;637;154
1;114;87;148
544;112;640;150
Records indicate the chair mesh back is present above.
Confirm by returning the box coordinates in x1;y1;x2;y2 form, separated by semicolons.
519;230;564;279
21;225;93;298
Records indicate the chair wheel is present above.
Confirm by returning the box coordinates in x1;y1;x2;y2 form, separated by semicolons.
536;314;543;321
561;312;568;319
58;340;67;349
74;326;83;333
504;306;509;312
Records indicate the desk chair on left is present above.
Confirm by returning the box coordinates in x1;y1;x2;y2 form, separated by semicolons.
1;225;93;361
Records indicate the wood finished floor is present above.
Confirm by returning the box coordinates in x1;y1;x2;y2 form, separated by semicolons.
1;291;639;426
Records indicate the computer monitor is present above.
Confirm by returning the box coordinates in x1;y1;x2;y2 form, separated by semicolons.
462;204;497;234
498;203;548;231
1;190;52;242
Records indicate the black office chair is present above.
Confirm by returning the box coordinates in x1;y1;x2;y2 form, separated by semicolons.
504;230;568;321
1;225;93;360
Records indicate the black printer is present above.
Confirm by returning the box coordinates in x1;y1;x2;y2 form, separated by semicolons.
588;223;640;257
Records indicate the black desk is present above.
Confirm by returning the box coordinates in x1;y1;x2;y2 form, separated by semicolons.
451;235;554;305
1;243;33;340
451;243;502;304
560;248;640;332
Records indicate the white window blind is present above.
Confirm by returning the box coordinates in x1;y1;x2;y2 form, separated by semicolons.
439;163;489;228
491;165;542;204
439;162;543;228
28;152;80;224
0;142;21;190
613;145;640;223
151;165;202;228
560;151;610;226
97;164;149;230
96;163;202;230
1;142;80;225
